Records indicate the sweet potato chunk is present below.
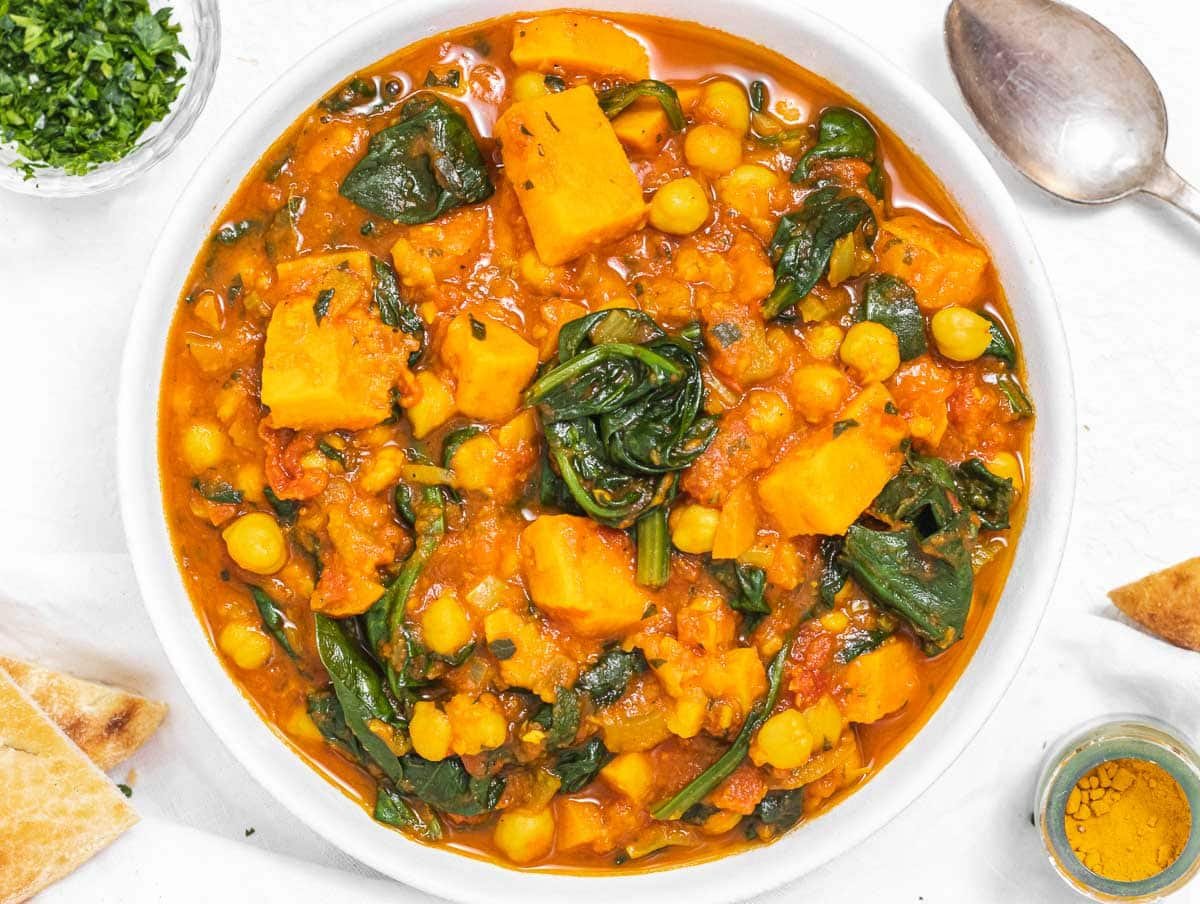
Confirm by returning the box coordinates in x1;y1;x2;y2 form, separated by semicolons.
840;639;919;724
510;14;650;81
495;86;647;265
612;106;670;155
262;252;413;431
758;384;909;536
875;214;989;312
440;313;538;422
520;515;649;637
1109;558;1200;651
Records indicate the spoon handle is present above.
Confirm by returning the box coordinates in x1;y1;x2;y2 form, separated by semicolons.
1143;164;1200;225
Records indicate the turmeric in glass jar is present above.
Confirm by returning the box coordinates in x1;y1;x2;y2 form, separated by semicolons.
1064;758;1192;882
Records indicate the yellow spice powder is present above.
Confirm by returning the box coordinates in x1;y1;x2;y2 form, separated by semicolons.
1064;757;1192;882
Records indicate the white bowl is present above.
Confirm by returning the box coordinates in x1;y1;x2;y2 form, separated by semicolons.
118;1;1076;901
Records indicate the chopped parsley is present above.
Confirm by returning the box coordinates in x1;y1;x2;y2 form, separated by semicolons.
0;0;190;178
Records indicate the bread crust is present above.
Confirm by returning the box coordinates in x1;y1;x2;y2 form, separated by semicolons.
1109;557;1200;652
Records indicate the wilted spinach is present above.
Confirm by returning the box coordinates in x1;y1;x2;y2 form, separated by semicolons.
249;586;299;660
576;647;647;707
842;520;974;653
340;93;494;224
753;789;805;832
954;458;1015;531
818;535;850;607
400;754;505;817
794;107;883;196
526;309;717;584
763;186;875;320
984;314;1017;367
833;626;892;664
996;373;1034;418
374;785;443;840
597;80;686;130
372;257;426;366
192;477;243;505
542;686;582;748
860;274;926;360
707;561;769;617
306;689;366;765
551;737;612;793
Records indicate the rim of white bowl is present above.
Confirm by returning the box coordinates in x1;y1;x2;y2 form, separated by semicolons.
118;2;1077;902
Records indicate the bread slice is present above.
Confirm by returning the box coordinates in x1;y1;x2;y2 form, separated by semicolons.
0;668;138;903
1109;557;1200;652
0;657;166;771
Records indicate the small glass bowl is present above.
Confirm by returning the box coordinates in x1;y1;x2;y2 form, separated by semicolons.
1035;716;1200;902
0;0;220;198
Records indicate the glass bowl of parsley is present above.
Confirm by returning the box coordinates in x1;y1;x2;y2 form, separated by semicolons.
0;0;220;197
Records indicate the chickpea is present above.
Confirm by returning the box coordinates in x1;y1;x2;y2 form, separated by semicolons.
234;463;265;502
839;321;901;383
697;79;751;135
749;708;814;769
819;610;849;633
931;306;992;362
421;593;473;656
218;622;272;670
648;177;711;235
804;322;845;360
744;389;793;438
222;512;288;575
684;123;743;175
791;365;850;423
986;451;1024;492
511;70;549;102
182;421;227;472
493;807;555;864
717;164;778;218
670;504;720;554
409;701;452;761
445;693;507;755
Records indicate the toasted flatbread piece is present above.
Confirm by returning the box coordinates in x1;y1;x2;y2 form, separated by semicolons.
0;668;138;904
1110;557;1200;652
0;657;167;771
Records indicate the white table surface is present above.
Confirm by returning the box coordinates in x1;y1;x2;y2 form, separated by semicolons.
2;0;1199;901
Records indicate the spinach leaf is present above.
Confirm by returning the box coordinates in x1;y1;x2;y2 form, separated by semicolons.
314;614;405;784
249;587;299;659
818;536;850;606
597;80;686;130
317;438;345;466
527;309;718;583
707;561;769;616
754;788;805;831
192;477;243;505
442;425;486;468
954;458;1015;531
543;686;581;749
374;785;443;840
372;257;426;366
748;80;767;114
794;107;877;182
423;68;461;89
635;507;670;589
214;219;257;245
763;186;875;320
833;626;892;663
306;689;366;764
400;755;505;817
264;487;300;528
996;372;1034;418
984;314;1016;367
872;452;960;537
340;93;494;224
651;639;791;820
576;648;647;707
860;274;926;360
551;737;612;793
842;520;974;653
320;77;381;114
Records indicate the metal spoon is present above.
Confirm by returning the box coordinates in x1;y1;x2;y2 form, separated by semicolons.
944;0;1200;222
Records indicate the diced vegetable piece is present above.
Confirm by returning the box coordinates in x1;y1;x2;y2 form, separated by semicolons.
875;214;989;311
440;313;538;421
484;607;578;702
612;105;671;154
556;798;607;851
510;14;650;81
839;639;918;724
444;693;508;755
711;482;757;560
404;371;457;438
757;384;909;537
495;86;647;265
262;253;413;431
520;515;650;637
600;752;655;804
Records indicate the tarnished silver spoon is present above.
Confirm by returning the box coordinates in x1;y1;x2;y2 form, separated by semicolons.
945;0;1200;222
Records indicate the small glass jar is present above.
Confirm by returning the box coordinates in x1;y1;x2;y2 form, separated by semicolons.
1035;716;1200;902
0;0;220;198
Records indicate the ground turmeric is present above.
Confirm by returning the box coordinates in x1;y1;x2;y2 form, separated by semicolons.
1064;758;1192;882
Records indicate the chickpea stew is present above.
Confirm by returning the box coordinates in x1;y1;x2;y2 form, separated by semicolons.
159;11;1033;871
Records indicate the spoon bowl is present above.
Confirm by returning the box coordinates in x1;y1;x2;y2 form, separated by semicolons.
945;0;1200;220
